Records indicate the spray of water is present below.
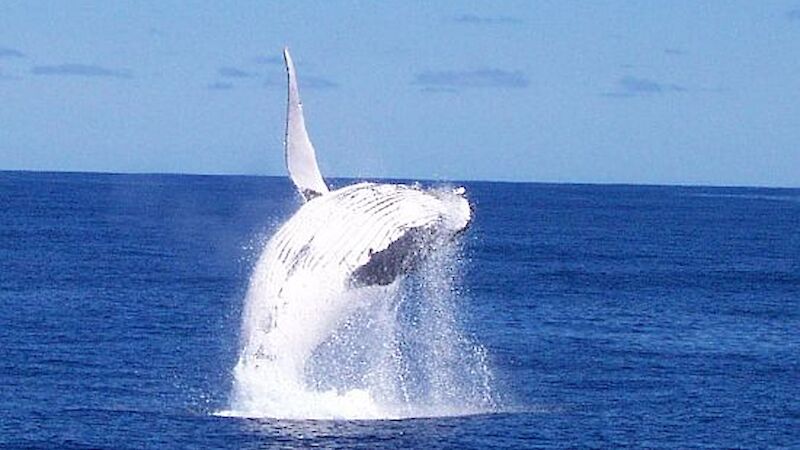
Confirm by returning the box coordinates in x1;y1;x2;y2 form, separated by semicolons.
221;190;495;420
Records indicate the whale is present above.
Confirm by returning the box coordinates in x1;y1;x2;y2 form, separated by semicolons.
231;49;472;411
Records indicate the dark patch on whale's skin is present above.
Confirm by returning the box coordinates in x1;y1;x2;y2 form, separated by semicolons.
302;188;323;200
287;243;311;277
349;227;434;287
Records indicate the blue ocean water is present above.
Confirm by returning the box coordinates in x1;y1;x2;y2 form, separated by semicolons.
1;171;798;448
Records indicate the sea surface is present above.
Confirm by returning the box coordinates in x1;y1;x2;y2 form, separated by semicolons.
1;171;798;449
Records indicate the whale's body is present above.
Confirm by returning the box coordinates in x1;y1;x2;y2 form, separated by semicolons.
231;49;472;414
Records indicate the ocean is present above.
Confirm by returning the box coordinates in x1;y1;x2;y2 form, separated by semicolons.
1;171;798;448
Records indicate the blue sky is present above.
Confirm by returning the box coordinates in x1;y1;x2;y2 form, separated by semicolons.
1;1;798;187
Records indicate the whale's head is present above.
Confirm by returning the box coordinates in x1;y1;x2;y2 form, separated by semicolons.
431;185;472;236
323;182;472;288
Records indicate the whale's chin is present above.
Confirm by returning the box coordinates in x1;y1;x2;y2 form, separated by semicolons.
434;186;472;235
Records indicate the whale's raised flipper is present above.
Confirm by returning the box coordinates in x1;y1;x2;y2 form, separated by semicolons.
284;47;329;201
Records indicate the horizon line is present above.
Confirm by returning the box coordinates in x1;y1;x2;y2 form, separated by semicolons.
1;168;797;190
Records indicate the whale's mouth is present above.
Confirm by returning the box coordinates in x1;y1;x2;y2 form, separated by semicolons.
432;185;472;234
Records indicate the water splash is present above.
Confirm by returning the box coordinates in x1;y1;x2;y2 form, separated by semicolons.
222;190;495;420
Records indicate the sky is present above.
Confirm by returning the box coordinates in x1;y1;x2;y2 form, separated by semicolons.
1;1;799;187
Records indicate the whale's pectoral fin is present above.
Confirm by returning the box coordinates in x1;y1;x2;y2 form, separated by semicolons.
283;47;329;202
349;227;433;287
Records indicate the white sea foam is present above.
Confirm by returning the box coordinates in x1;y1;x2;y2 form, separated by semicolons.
223;188;495;420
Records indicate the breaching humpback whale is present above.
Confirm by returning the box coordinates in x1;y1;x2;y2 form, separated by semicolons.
232;49;472;406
